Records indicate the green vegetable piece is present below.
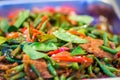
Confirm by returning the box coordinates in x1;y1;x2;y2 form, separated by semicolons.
48;63;57;77
7;64;24;76
11;45;21;57
103;32;108;46
66;76;75;80
38;34;57;43
80;74;90;78
71;62;79;70
88;33;97;38
87;54;94;58
54;76;59;80
8;26;18;32
30;64;43;80
5;56;22;63
116;45;120;52
103;58;111;63
60;21;70;30
109;35;118;45
91;30;104;37
60;74;66;80
100;46;118;55
105;65;120;72
31;42;57;52
88;65;97;78
0;36;6;44
14;10;30;28
118;36;120;43
95;57;116;77
69;15;94;24
34;18;41;27
23;22;29;28
40;19;49;31
10;72;26;80
34;17;42;28
23;44;47;59
88;65;93;74
53;29;87;43
30;64;40;77
44;56;55;66
94;67;100;74
78;28;87;34
71;46;86;56
0;19;9;33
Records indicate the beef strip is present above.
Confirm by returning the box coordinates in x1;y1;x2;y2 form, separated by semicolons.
80;36;113;58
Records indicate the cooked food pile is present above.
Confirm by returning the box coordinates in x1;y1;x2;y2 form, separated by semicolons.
0;7;120;80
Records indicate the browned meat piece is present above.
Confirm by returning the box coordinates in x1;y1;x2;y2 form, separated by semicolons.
23;54;52;79
56;68;72;77
24;59;52;79
33;59;52;79
0;62;18;71
80;36;113;58
109;42;116;49
24;64;37;79
0;56;5;61
0;72;5;80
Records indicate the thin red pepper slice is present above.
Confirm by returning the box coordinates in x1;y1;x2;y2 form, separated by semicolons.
51;51;93;63
71;56;93;63
20;24;44;42
24;28;33;42
47;47;70;55
6;32;19;39
20;27;27;33
37;15;49;30
68;30;86;38
117;52;120;58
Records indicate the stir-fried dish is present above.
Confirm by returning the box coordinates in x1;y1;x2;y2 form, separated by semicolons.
0;7;120;80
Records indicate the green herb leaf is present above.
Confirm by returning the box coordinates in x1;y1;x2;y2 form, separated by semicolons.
71;46;86;56
0;36;6;44
14;10;30;28
69;15;94;24
30;42;57;52
0;19;9;33
23;44;47;59
53;29;87;43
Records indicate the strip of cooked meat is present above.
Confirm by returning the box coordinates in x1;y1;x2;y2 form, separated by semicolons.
80;36;113;58
0;72;5;80
0;62;18;71
24;59;52;79
32;59;53;79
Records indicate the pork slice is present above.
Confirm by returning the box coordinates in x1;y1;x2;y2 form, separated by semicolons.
33;59;53;78
80;36;113;58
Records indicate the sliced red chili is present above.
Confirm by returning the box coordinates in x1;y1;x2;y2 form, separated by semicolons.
47;47;70;55
117;52;120;58
51;51;93;63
